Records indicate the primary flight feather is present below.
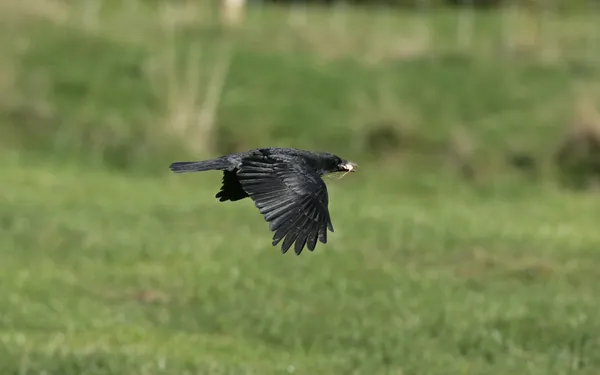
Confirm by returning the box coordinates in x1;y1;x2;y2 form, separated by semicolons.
169;147;358;255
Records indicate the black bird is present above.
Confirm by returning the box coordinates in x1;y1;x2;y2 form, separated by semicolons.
169;147;357;255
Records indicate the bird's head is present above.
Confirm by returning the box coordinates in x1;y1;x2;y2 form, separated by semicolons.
316;153;358;178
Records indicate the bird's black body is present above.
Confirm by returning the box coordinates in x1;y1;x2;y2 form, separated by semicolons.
169;147;357;255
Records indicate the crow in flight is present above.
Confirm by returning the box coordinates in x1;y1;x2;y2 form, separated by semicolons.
169;147;357;255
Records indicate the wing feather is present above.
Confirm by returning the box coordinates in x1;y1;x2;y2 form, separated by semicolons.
306;228;319;251
258;198;296;215
237;153;334;254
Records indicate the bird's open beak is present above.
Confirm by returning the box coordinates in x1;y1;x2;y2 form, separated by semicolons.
340;161;358;172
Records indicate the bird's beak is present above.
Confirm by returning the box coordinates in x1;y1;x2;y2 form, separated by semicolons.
340;161;358;172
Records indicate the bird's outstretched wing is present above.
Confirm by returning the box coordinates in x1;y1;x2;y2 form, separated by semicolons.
236;153;334;255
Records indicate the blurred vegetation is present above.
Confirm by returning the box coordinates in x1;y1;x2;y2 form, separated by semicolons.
1;0;600;373
1;0;600;185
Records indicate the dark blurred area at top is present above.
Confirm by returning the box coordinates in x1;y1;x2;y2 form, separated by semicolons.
128;0;597;10
252;0;591;11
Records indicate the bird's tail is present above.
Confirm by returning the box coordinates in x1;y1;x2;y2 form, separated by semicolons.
169;158;230;173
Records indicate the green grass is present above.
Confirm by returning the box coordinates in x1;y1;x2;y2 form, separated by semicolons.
1;157;600;374
2;0;600;373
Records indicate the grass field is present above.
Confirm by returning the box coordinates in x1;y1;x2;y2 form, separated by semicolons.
2;155;600;374
2;0;600;373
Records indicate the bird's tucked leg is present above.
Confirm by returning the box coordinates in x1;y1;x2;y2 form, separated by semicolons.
215;170;249;202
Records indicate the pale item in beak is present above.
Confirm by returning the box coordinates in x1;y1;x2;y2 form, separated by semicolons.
341;161;357;172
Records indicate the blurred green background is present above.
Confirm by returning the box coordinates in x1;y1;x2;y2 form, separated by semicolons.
1;0;600;373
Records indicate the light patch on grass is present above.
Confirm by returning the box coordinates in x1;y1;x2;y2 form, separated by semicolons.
238;5;597;66
0;329;306;367
0;0;70;25
147;38;233;155
569;85;600;138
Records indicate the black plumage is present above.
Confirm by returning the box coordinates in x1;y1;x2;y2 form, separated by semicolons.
169;147;357;255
